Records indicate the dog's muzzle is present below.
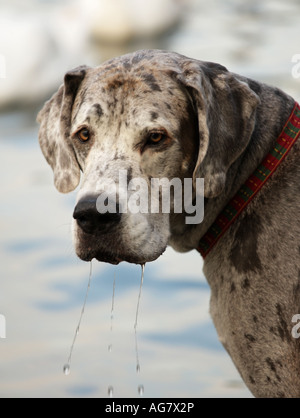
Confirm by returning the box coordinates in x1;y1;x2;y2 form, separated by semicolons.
73;195;127;264
73;192;169;265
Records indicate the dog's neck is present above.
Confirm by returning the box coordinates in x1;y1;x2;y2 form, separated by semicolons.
168;80;296;255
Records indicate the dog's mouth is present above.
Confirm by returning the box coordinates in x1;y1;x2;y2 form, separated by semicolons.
72;200;169;265
75;245;165;265
78;250;122;265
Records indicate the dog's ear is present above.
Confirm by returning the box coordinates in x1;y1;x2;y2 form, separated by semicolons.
37;66;90;193
178;60;260;198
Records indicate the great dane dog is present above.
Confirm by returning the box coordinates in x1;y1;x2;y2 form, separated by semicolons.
37;49;300;397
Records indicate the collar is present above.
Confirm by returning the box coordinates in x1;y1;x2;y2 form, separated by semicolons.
197;101;300;259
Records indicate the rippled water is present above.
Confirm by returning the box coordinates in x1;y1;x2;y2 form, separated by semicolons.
0;0;299;398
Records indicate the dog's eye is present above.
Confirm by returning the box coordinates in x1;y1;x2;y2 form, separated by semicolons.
148;132;166;144
77;128;90;142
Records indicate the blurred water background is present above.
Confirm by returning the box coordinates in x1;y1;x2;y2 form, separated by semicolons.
0;0;299;398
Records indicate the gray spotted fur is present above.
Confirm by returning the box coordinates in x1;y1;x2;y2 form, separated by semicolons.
37;50;300;397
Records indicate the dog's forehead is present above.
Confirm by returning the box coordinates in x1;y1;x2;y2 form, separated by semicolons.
73;58;189;132
89;58;179;97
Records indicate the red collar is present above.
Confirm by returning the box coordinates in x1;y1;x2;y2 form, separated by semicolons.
197;101;300;259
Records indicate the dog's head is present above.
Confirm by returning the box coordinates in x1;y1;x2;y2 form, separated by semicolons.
37;50;259;264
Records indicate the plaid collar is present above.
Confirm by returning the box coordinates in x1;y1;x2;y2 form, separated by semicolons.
197;101;300;259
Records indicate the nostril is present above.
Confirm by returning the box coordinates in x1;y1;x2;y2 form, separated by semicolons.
73;212;92;233
73;200;96;235
73;196;122;234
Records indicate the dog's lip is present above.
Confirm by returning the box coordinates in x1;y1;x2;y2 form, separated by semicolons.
94;253;145;265
79;251;121;265
80;250;162;265
76;242;166;265
78;249;144;265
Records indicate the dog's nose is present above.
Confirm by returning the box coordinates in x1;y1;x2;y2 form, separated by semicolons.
73;196;121;234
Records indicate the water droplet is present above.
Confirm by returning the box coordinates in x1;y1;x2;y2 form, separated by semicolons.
108;385;113;397
63;364;70;375
138;385;144;396
108;344;112;352
136;364;140;373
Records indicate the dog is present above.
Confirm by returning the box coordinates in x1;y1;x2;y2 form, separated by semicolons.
37;49;300;397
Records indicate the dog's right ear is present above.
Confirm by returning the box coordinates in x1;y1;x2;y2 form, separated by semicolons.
176;59;259;198
37;65;90;193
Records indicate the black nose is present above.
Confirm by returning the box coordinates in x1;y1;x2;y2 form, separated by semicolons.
73;196;122;234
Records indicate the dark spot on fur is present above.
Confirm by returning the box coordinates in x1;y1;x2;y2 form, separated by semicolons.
230;213;262;273
277;391;285;398
108;78;124;91
252;315;258;323
249;375;256;385
277;326;285;341
141;73;161;92
230;282;236;293
244;333;256;343
275;303;292;342
127;167;133;184
242;278;250;289
266;358;276;371
92;103;103;118
265;357;281;382
150;111;158;121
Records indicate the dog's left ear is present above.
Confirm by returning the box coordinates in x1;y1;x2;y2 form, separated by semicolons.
37;66;90;193
178;60;260;198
